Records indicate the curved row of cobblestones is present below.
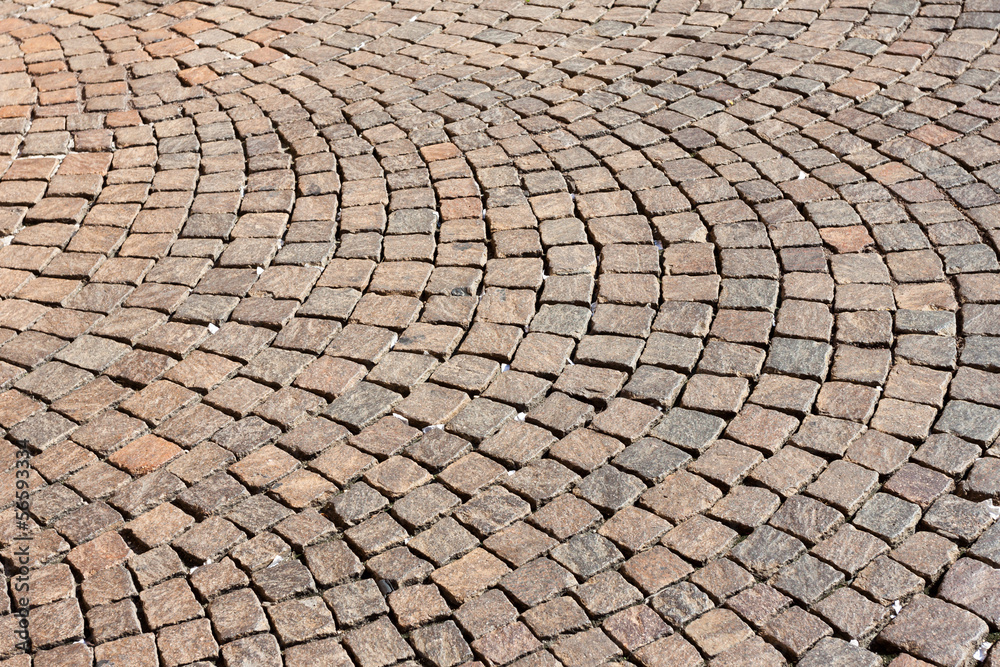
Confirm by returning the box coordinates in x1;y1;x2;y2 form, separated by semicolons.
0;0;999;664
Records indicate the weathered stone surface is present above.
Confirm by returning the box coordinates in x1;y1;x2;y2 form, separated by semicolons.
5;5;997;664
878;595;988;667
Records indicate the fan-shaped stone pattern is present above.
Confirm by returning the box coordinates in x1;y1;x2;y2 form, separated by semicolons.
0;0;999;664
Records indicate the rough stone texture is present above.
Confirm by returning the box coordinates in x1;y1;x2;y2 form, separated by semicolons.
878;595;988;667
0;3;996;665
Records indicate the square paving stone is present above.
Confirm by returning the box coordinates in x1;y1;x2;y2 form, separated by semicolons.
639;469;723;524
502;459;579;509
392;483;461;531
685;608;753;657
343;616;415;667
799;638;881;667
854;492;922;545
770;554;845;605
612;437;691;484
574;465;646;512
431;548;511;604
853;555;926;605
574;569;643;617
923;493;996;544
791;415;867;457
410;620;473;667
709;485;781;531
813;587;890;641
650;408;726;454
407;516;478;568
724;583;791;630
732;525;806;577
689;557;756;603
934;399;1000;444
500;557;577;607
877;595;988;667
548;428;626;474
805;460;879;515
469;622;542;667
688;440;763;489
663;515;739;564
762;606;832;658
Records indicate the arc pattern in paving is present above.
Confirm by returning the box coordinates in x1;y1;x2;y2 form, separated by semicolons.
0;0;999;664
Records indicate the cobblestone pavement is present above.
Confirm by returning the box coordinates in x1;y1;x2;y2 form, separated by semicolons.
1;0;1000;663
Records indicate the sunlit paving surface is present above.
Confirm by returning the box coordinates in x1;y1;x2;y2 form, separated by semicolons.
0;0;999;663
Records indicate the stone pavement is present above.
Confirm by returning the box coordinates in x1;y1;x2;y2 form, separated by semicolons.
0;0;999;663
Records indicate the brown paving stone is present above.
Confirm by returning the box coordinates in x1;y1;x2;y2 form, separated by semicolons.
686;608;753;657
343;616;414;667
432;548;511;605
878;595;988;667
5;4;998;664
471;622;542;667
